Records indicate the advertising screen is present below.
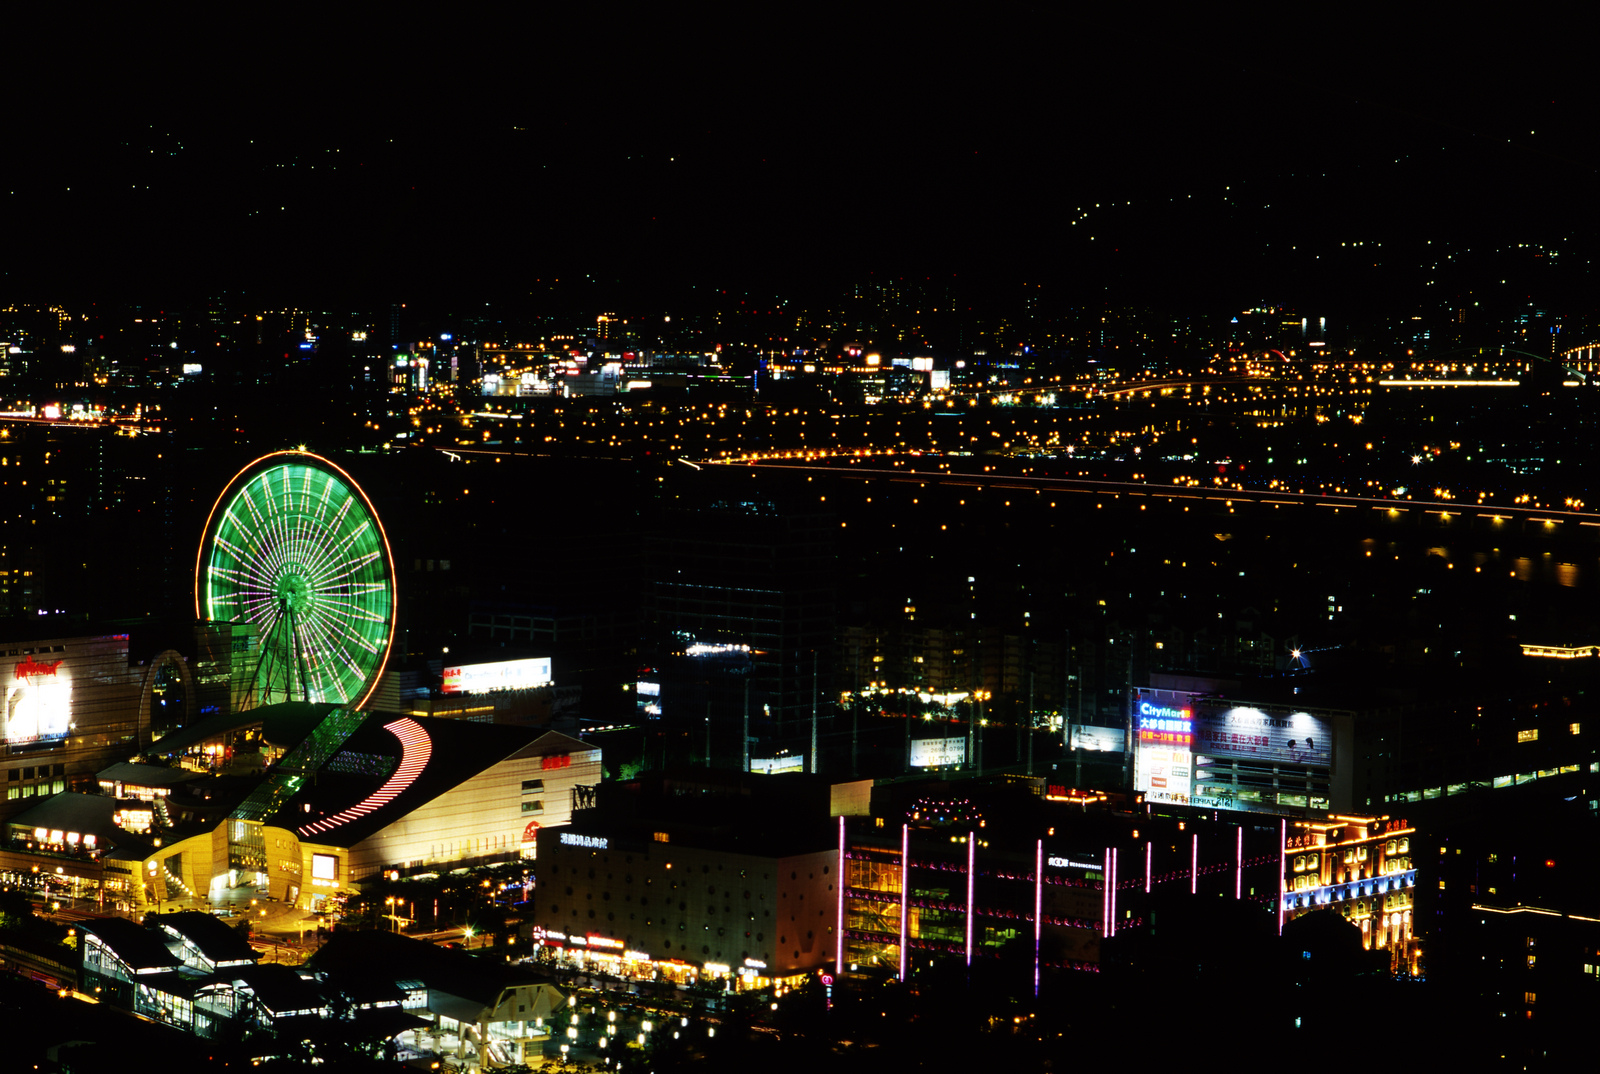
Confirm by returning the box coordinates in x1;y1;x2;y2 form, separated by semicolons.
441;657;552;695
1070;725;1125;752
750;756;804;774
5;655;72;745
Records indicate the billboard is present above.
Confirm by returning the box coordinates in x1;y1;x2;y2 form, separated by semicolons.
441;657;552;696
6;655;71;745
1070;725;1125;752
910;737;966;768
750;756;803;775
1193;704;1331;767
1133;697;1193;806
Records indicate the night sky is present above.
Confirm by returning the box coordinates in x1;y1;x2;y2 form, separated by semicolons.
8;16;1598;319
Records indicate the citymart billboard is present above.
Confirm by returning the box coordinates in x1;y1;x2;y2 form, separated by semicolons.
441;657;552;696
1133;697;1193;805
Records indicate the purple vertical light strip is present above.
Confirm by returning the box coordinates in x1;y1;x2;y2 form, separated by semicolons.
966;830;975;967
836;814;846;972
1190;832;1198;894
1145;840;1152;894
1103;845;1111;938
1033;839;1043;997
1235;825;1243;901
899;822;909;982
1278;818;1287;936
1109;847;1117;937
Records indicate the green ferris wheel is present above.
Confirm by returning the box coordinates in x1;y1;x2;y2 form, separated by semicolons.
196;450;396;710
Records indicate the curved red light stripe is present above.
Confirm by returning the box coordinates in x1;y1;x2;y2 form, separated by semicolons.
298;718;432;836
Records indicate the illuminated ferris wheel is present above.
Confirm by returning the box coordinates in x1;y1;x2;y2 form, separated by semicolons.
196;451;396;710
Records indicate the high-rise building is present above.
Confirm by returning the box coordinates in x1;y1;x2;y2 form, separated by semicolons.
645;481;835;759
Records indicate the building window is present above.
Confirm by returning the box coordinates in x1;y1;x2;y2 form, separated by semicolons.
1517;729;1539;743
522;801;544;814
521;779;544;793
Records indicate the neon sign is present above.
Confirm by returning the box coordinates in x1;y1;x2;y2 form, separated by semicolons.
560;832;607;850
14;657;63;680
1135;695;1193;805
1137;703;1193;745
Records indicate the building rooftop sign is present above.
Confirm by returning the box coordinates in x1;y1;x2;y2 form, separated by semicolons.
442;657;552;696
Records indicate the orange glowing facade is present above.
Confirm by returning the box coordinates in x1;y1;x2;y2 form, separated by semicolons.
1283;813;1419;973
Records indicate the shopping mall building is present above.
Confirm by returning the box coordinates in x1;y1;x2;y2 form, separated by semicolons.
0;619;246;820
4;701;599;916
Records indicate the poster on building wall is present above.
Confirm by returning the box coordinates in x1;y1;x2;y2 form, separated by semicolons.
1192;705;1331;767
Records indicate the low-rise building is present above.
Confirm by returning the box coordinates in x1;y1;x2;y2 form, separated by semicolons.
531;769;844;989
309;930;566;1068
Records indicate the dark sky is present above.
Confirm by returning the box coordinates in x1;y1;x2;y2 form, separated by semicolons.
7;14;1598;319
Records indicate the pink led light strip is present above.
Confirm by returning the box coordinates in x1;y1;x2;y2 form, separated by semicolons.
299;718;431;835
836;816;845;973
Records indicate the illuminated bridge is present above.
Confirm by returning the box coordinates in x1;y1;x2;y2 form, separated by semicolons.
1558;343;1600;380
729;458;1600;536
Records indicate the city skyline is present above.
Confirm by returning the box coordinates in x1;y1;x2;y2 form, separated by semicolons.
1;19;1597;1070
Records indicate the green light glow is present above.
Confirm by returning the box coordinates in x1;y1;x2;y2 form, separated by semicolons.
202;456;393;707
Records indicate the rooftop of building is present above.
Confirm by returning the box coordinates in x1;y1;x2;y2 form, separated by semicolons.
308;929;560;1014
247;709;589;849
152;911;259;966
96;761;207;790
562;767;862;857
1147;669;1425;714
0;613;120;647
143;703;287;758
6;792;131;845
227;961;326;1016
79;916;184;973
